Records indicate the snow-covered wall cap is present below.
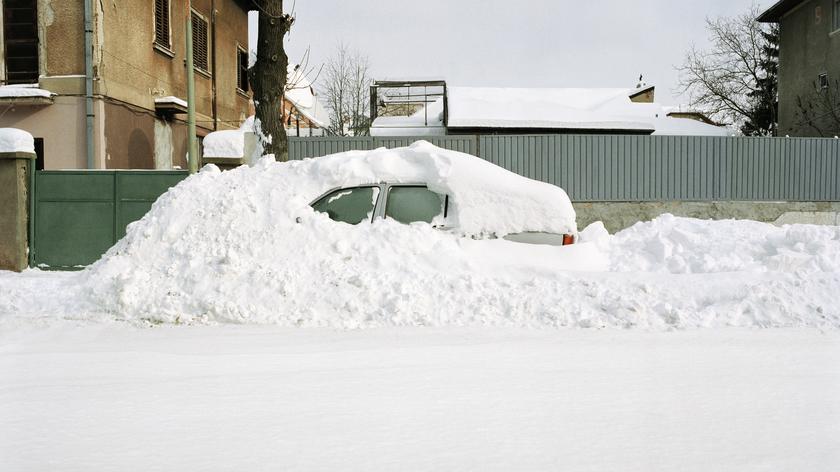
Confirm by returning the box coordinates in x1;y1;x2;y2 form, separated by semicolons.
203;130;245;158
0;128;35;154
0;84;55;99
295;141;577;235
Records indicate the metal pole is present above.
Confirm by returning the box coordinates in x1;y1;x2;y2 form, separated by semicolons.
186;2;198;174
84;0;94;169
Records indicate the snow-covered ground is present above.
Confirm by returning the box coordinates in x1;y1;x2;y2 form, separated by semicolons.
1;324;839;471
1;143;839;469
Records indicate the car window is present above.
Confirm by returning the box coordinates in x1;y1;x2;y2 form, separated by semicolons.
311;186;380;225
385;186;445;224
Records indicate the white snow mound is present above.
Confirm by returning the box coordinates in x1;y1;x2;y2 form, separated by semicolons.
9;142;834;329
0;128;35;153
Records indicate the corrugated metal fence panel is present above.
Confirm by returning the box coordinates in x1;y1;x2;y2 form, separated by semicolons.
288;137;372;160
33;170;188;269
479;135;840;202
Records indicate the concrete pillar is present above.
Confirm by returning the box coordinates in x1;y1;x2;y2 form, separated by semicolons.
0;151;36;271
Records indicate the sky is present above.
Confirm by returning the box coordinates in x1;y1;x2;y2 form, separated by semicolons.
249;0;770;105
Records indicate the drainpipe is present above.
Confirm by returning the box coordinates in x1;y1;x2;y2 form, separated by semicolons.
186;1;198;173
210;0;217;131
84;0;94;169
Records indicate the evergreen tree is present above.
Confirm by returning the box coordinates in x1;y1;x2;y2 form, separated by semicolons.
741;25;779;136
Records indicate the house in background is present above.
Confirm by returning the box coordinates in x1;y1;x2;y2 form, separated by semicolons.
370;80;729;137
0;0;251;170
758;0;840;136
284;65;330;136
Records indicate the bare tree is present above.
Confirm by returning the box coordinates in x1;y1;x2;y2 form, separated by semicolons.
677;4;777;132
250;0;294;160
321;44;372;136
795;78;840;137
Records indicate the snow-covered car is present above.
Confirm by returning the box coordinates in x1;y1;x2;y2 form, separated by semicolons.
308;168;577;245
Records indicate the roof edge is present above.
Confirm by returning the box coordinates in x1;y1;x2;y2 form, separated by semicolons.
757;0;807;22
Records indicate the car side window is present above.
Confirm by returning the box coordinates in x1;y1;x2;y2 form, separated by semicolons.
384;186;445;224
311;186;380;225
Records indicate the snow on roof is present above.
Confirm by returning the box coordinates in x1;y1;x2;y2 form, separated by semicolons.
372;85;731;136
370;98;446;137
0;128;35;153
285;65;330;129
446;87;655;132
0;84;55;99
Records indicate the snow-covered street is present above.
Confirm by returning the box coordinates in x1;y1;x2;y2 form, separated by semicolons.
1;324;839;471
2;145;839;470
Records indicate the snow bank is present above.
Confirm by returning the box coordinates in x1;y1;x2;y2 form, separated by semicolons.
3;143;838;329
0;128;35;153
610;214;840;274
79;142;580;324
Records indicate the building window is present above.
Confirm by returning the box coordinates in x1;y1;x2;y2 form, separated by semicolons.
237;47;249;93
3;0;39;84
154;0;170;50
819;73;829;90
191;11;210;73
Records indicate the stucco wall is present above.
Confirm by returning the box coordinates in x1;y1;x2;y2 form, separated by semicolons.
40;0;85;76
95;0;250;132
0;97;87;169
777;0;840;136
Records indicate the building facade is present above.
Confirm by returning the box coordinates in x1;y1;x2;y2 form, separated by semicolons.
0;0;251;169
759;0;840;136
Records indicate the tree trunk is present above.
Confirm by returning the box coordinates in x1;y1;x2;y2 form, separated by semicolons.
250;1;293;161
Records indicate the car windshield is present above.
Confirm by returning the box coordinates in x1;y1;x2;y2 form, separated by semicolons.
311;186;380;225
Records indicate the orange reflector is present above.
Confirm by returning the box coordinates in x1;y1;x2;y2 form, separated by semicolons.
562;234;575;245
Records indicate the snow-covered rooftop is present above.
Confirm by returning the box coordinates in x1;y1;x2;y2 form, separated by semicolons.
446;87;730;136
371;85;731;136
285;65;330;129
370;98;446;137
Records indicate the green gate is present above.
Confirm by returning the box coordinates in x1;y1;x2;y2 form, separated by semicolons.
30;170;188;269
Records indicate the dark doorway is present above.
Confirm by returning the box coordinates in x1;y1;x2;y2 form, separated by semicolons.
33;137;44;170
3;0;39;84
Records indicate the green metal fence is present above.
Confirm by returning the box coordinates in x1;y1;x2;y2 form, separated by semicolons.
31;170;187;269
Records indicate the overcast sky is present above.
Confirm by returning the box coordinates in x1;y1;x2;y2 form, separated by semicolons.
249;0;769;105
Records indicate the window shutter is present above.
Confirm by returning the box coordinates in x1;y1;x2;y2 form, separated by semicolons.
154;0;169;48
237;48;249;92
191;12;209;72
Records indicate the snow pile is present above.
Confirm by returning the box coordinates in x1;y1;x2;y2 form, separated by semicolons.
202;130;244;158
3;143;838;329
80;142;581;325
611;215;840;274
0;128;35;153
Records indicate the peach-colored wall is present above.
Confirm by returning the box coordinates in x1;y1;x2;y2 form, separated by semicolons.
0;97;86;169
